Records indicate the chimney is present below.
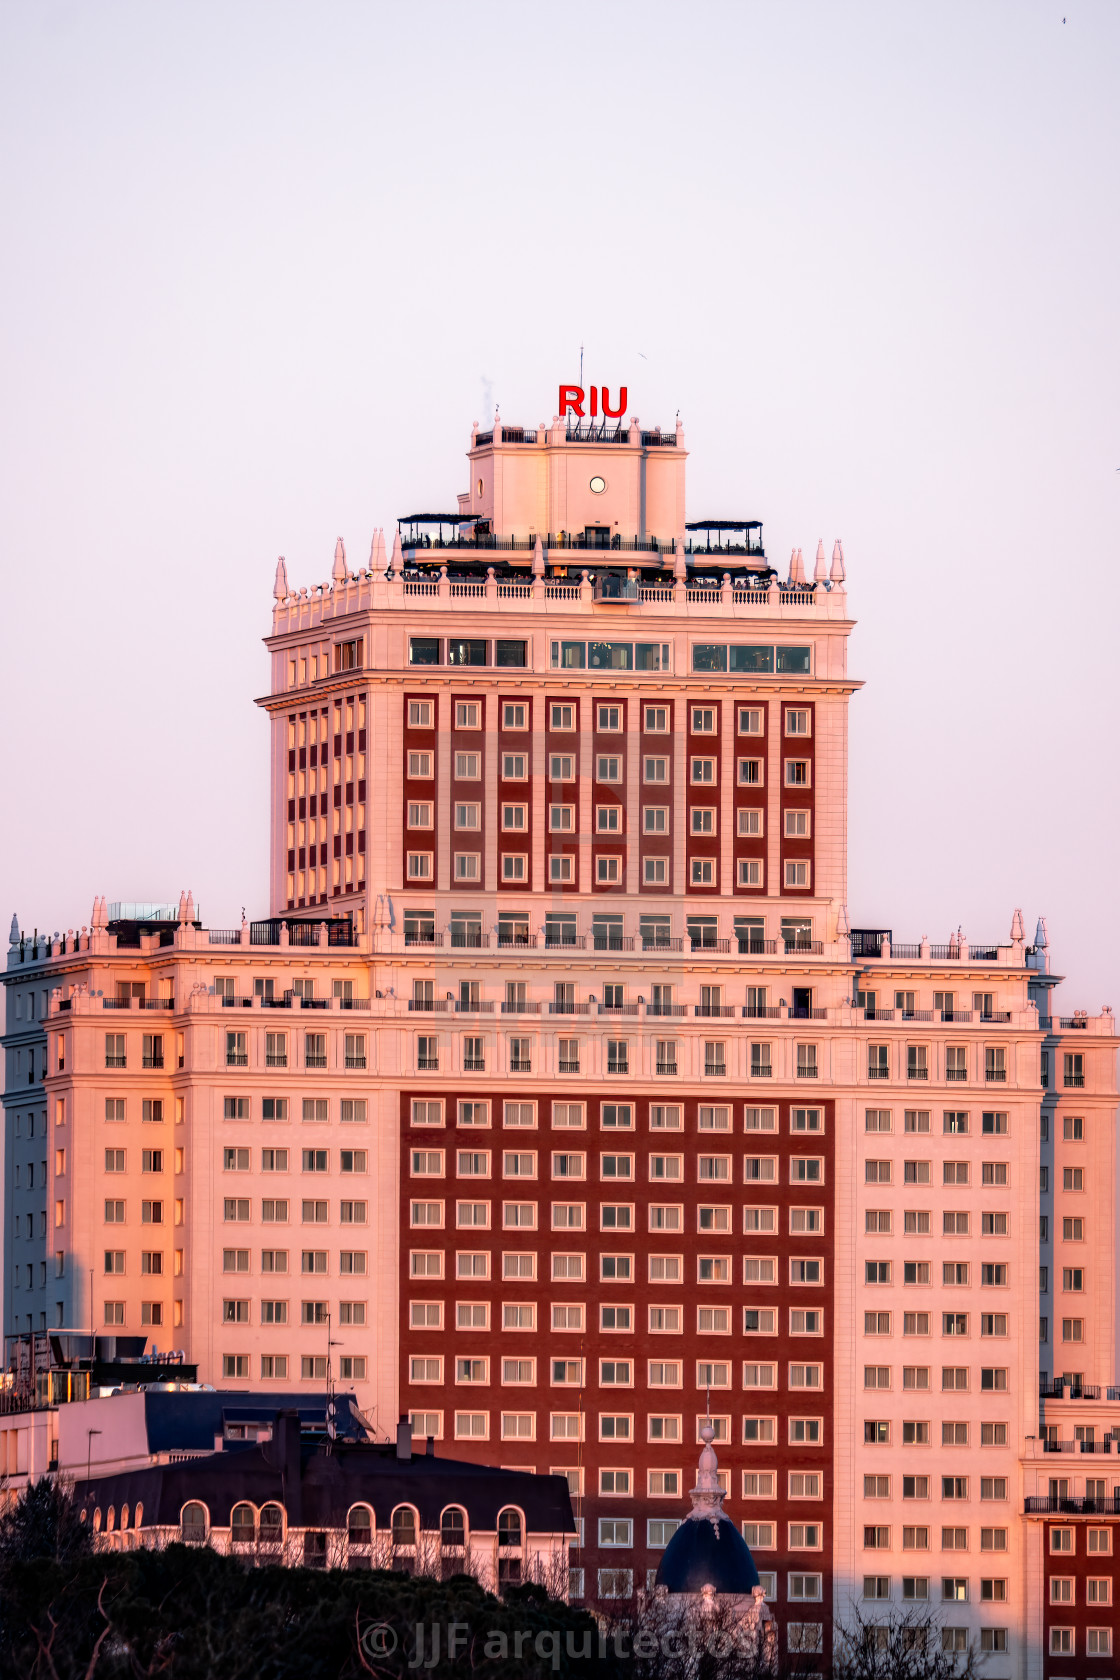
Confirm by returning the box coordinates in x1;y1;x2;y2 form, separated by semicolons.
396;1415;413;1461
275;1409;302;1526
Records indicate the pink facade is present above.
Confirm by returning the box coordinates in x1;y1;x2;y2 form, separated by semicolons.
4;400;1118;1668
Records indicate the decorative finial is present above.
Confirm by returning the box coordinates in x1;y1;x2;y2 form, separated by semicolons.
814;539;827;582
836;903;850;937
1011;908;1025;943
332;538;346;583
273;557;289;600
390;530;403;574
532;536;545;578
688;1418;726;1532
8;913;19;946
830;539;845;583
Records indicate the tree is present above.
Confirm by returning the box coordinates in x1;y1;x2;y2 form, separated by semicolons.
831;1606;978;1680
0;1478;90;1569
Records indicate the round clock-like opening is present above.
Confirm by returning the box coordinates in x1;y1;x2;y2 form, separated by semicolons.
589;476;606;494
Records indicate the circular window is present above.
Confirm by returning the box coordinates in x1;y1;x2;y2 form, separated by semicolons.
589;476;606;494
477;478;484;497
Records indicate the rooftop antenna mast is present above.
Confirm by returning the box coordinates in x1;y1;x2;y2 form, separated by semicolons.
579;342;584;386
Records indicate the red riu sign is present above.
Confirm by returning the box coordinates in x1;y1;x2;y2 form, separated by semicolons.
559;384;627;419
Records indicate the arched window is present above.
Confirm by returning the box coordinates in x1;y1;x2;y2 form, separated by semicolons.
180;1502;207;1544
93;1508;102;1533
259;1504;284;1545
391;1505;417;1547
134;1502;144;1530
497;1507;522;1588
106;1506;116;1533
230;1503;256;1546
348;1504;373;1546
120;1504;130;1531
441;1506;466;1549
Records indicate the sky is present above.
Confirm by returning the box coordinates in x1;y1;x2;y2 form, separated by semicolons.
1;0;1117;1010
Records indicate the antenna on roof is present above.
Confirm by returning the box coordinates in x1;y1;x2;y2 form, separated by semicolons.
579;341;584;385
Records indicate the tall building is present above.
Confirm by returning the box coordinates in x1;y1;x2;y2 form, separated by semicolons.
4;390;1117;1671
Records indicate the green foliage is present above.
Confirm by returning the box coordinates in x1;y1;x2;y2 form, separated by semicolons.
0;1502;617;1680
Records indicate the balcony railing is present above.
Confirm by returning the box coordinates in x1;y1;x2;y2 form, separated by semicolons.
607;1059;628;1074
601;1003;640;1016
463;1057;486;1072
226;1054;248;1068
408;999;451;1012
545;934;585;949
455;1000;495;1013
142;1055;164;1069
404;931;441;947
592;936;635;952
265;1054;288;1068
656;1061;678;1076
694;1005;735;1018
647;1003;686;1017
558;1059;580;1074
345;1055;367;1069
643;937;684;953
500;1001;541;1015
690;938;730;955
548;1002;592;1015
783;940;824;956
737;939;778;956
945;1069;967;1081
1025;1495;1120;1515
751;1065;773;1078
1064;1074;1085;1088
742;1006;782;1019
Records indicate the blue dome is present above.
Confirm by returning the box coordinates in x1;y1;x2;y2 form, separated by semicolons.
655;1513;760;1595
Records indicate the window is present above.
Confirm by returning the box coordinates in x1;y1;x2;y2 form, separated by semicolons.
784;860;810;889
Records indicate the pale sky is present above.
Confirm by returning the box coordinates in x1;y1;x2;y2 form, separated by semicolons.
1;1;1117;1010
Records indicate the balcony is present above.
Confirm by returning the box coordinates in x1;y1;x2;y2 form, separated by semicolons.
558;1059;580;1074
548;1002;592;1016
417;1055;439;1072
607;1058;628;1075
463;1057;486;1072
142;1055;164;1070
345;1055;367;1070
694;1005;735;1018
643;937;684;953
737;939;778;956
404;931;441;948
656;1061;678;1076
647;1003;686;1017
742;1006;781;1019
1064;1074;1085;1088
226;1054;248;1068
500;1001;541;1015
304;1055;327;1069
705;1062;727;1078
690;938;730;955
592;935;635;952
751;1064;773;1079
1025;1495;1120;1515
265;1053;288;1068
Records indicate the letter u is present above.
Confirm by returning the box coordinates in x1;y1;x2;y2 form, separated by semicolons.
600;385;627;419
